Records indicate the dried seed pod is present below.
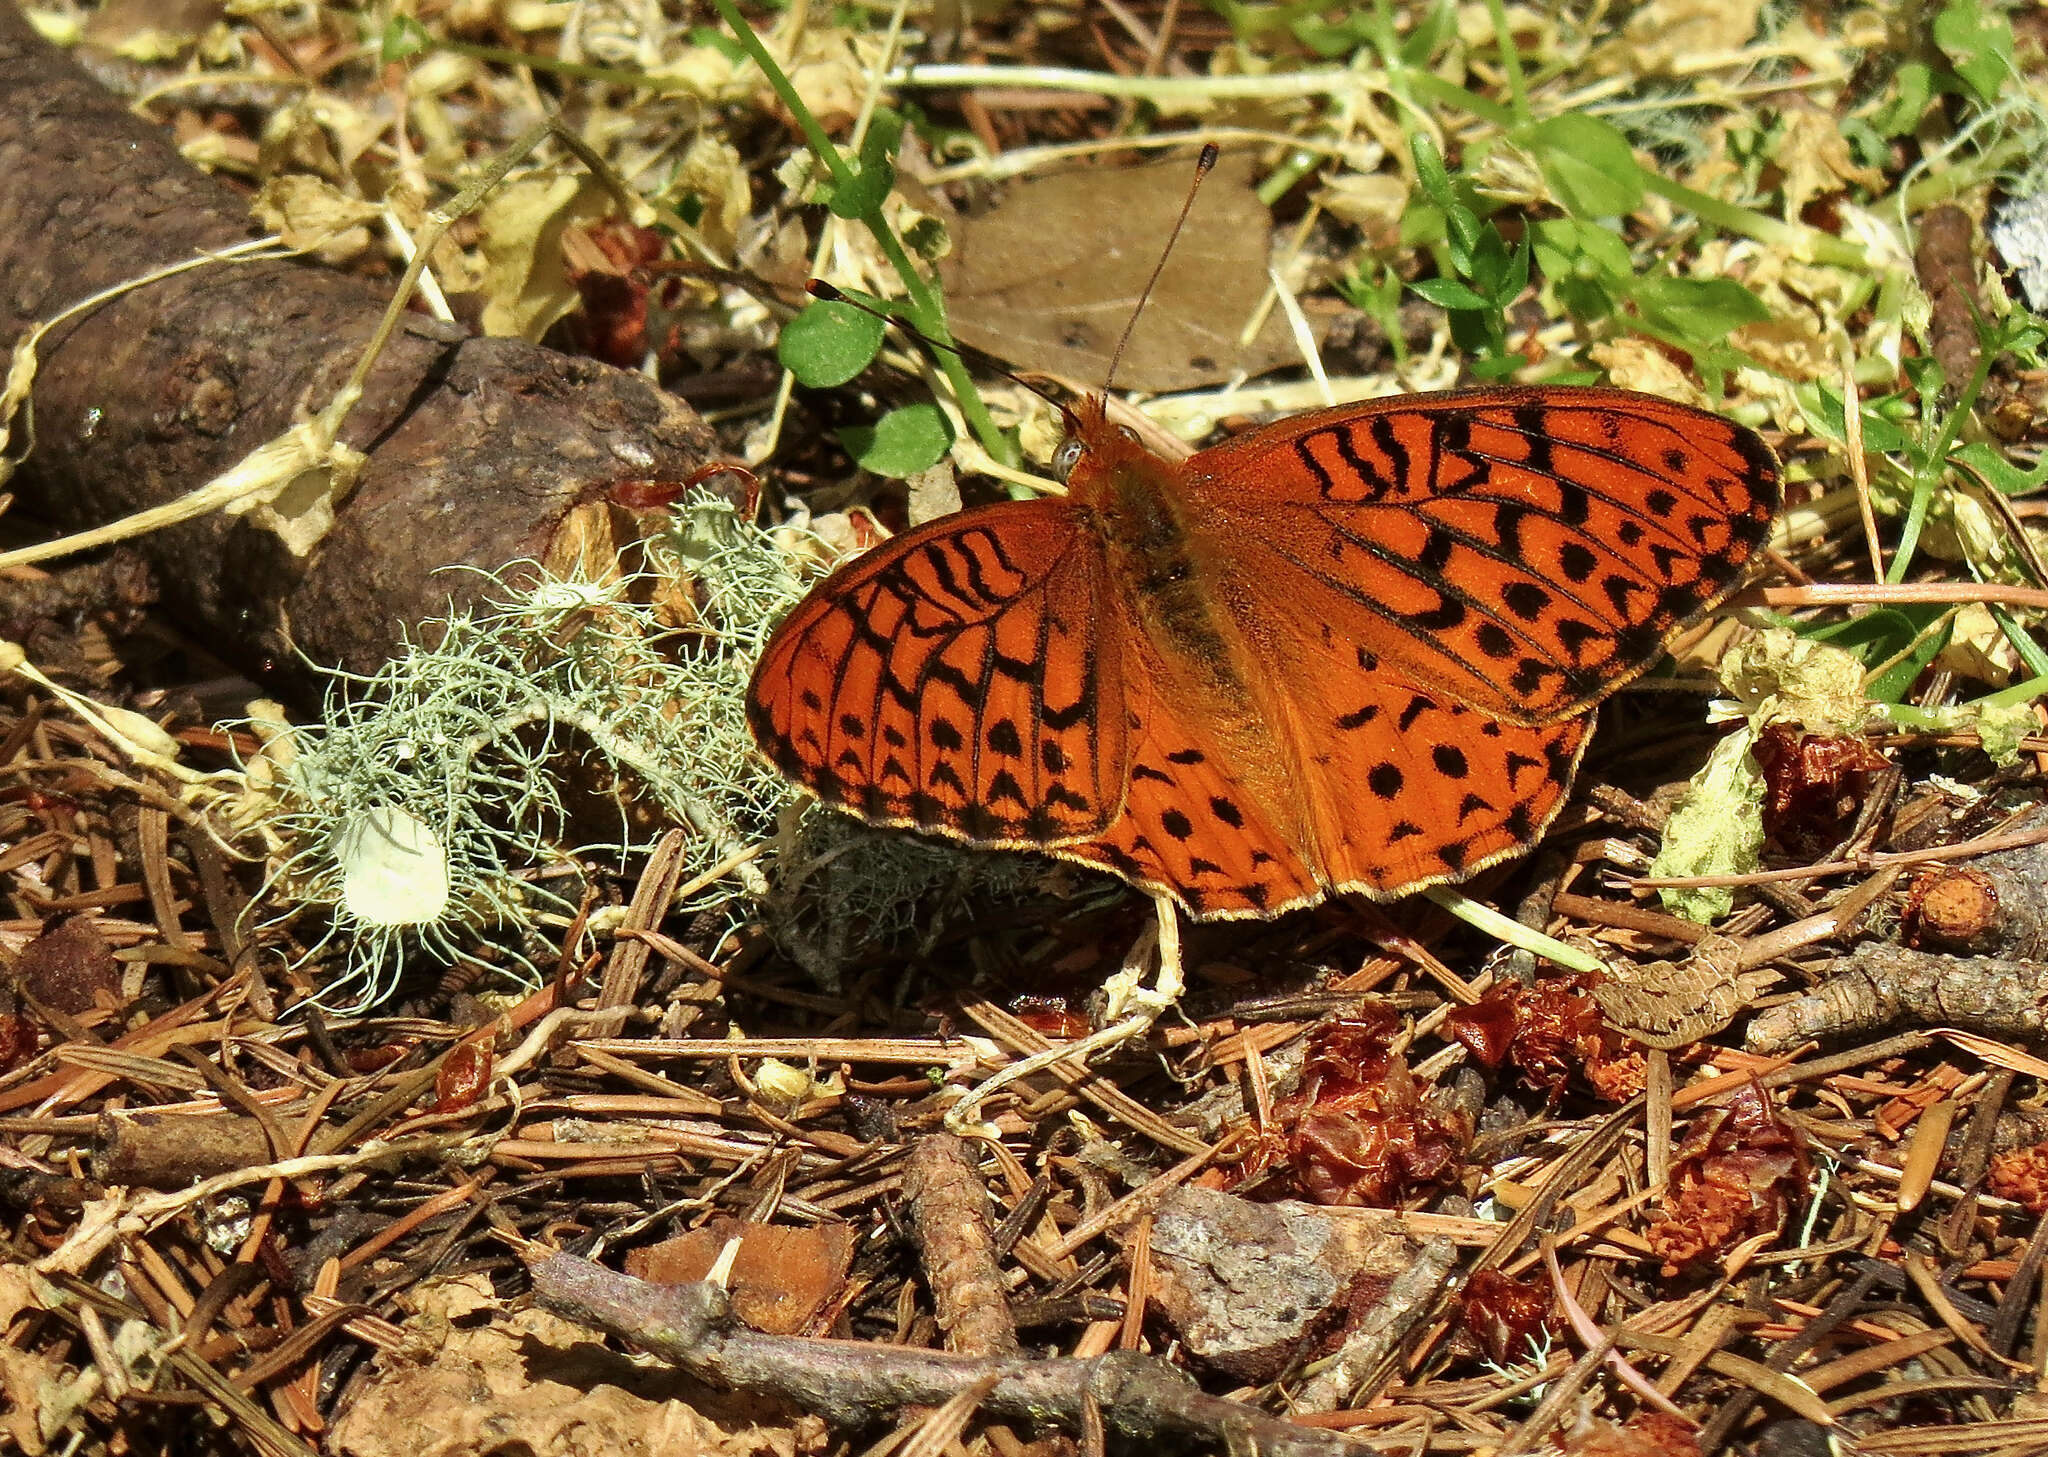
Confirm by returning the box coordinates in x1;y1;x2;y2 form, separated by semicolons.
1896;839;2048;960
1902;868;2001;953
434;1041;494;1111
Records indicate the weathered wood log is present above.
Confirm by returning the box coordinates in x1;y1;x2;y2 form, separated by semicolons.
0;3;716;683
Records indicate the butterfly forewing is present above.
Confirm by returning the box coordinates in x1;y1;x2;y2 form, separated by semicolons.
1187;388;1781;725
747;499;1128;846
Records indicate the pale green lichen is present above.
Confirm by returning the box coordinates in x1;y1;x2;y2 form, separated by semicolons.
1650;727;1767;925
250;492;805;1012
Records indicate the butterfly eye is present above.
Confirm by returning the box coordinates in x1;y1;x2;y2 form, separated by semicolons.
1053;438;1086;480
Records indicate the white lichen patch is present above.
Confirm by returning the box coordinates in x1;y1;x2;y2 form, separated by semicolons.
247;492;809;1012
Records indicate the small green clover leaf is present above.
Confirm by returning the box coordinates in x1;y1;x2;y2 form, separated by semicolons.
779;298;886;388
839;402;954;478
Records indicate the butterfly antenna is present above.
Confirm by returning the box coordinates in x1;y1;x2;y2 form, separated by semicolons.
1101;142;1219;399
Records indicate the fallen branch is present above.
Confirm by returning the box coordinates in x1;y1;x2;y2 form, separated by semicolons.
528;1253;1382;1456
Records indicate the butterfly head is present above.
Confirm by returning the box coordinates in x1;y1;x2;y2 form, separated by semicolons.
1052;394;1148;488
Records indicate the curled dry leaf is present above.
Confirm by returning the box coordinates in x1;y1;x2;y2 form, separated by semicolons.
1457;1267;1557;1367
1446;974;1643;1100
1753;724;1890;858
560;219;673;369
1238;1006;1470;1207
1644;1082;1808;1277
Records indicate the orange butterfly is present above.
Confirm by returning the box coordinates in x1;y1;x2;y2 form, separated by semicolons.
747;386;1781;918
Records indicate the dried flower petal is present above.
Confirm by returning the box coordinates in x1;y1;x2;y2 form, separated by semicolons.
1238;1011;1470;1207
1459;1268;1555;1365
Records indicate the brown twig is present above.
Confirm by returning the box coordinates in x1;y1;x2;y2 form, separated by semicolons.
528;1254;1383;1456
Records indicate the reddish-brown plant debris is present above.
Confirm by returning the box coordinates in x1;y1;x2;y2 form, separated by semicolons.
1445;974;1643;1101
14;911;120;1016
1009;995;1092;1040
1560;1411;1703;1457
1237;1007;1470;1207
1644;1082;1808;1276
0;1007;36;1075
1988;1139;2048;1213
1753;724;1890;857
561;219;676;369
433;1040;495;1112
1457;1267;1556;1366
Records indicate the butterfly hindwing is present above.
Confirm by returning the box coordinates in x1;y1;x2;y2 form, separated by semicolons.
1053;636;1326;918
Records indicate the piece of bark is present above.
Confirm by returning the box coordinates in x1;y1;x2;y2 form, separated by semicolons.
94;1107;338;1187
902;1132;1019;1356
0;5;717;683
1746;943;2048;1052
1145;1184;1436;1384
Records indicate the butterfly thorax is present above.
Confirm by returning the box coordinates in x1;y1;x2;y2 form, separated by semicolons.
1073;428;1244;687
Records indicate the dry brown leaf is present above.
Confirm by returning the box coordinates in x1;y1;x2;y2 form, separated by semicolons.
938;152;1320;393
624;1218;855;1335
328;1274;827;1457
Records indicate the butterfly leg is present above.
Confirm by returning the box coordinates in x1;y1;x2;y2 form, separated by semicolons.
942;893;1185;1135
1099;890;1184;1023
